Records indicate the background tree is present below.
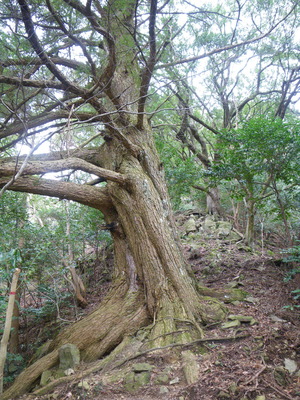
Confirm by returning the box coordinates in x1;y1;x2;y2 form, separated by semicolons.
151;0;299;228
209;117;300;246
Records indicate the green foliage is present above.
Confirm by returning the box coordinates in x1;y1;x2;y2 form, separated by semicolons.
4;353;25;385
156;135;203;208
24;282;72;322
213;117;300;181
282;245;300;268
210;117;300;199
282;244;300;309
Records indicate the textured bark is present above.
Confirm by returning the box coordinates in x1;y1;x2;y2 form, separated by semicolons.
245;198;255;247
0;2;228;398
1;130;226;398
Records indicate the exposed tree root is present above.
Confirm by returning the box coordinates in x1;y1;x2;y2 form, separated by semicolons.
1;282;149;400
2;278;227;399
32;333;250;397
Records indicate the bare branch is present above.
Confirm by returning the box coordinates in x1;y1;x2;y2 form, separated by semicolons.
0;176;112;211
0;75;71;91
17;0;86;95
45;0;97;77
156;4;297;70
0;157;128;185
137;0;158;128
1;57;86;70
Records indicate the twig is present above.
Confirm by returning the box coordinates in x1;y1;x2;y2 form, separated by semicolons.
262;379;295;400
243;365;267;386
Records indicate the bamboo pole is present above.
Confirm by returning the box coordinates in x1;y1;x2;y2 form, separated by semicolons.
0;268;21;394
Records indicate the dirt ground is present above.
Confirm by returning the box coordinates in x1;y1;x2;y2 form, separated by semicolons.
14;231;300;400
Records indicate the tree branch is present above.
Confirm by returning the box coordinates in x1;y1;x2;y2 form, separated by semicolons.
156;4;297;69
0;75;71;91
0;158;128;185
0;176;112;211
137;0;158;128
1;57;86;70
0;110;102;139
17;0;86;96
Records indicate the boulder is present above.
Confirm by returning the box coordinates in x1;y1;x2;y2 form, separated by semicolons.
216;221;232;237
58;343;80;371
183;217;197;234
203;215;217;235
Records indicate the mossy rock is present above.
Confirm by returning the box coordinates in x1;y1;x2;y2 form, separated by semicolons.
124;371;151;392
154;373;169;384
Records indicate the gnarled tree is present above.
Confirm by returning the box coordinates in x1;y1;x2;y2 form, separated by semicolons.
0;0;296;397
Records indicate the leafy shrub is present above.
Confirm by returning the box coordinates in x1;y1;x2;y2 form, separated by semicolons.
4;353;25;385
282;244;300;309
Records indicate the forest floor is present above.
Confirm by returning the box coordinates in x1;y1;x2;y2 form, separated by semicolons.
15;214;300;400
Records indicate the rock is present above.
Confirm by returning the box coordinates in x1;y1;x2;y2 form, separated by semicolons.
216;221;232;237
228;383;238;394
255;396;266;400
159;386;169;394
132;362;154;372
124;370;151;392
154;373;169;384
245;296;259;304
270;315;286;323
226;281;243;289
227;231;242;241
221;320;241;329
78;380;90;390
170;377;180;384
40;370;53;386
64;368;75;376
217;390;231;398
54;369;66;379
203;216;217;232
223;288;247;303
284;358;298;374
228;314;257;325
136;371;151;386
58;344;80;370
182;350;199;384
183;217;197;234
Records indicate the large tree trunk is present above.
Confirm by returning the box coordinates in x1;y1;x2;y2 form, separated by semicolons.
2;127;226;399
0;2;226;397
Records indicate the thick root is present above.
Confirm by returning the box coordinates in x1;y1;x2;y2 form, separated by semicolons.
3;282;227;399
2;283;149;400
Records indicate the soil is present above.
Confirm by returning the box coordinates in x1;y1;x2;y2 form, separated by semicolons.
12;217;300;400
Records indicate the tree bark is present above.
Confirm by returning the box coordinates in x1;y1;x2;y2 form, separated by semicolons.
1;125;226;399
245;198;255;247
0;1;227;397
0;269;21;394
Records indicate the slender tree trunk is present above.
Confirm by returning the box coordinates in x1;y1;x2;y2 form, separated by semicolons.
0;269;21;394
273;185;293;246
206;187;224;217
9;217;25;355
245;198;255;247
